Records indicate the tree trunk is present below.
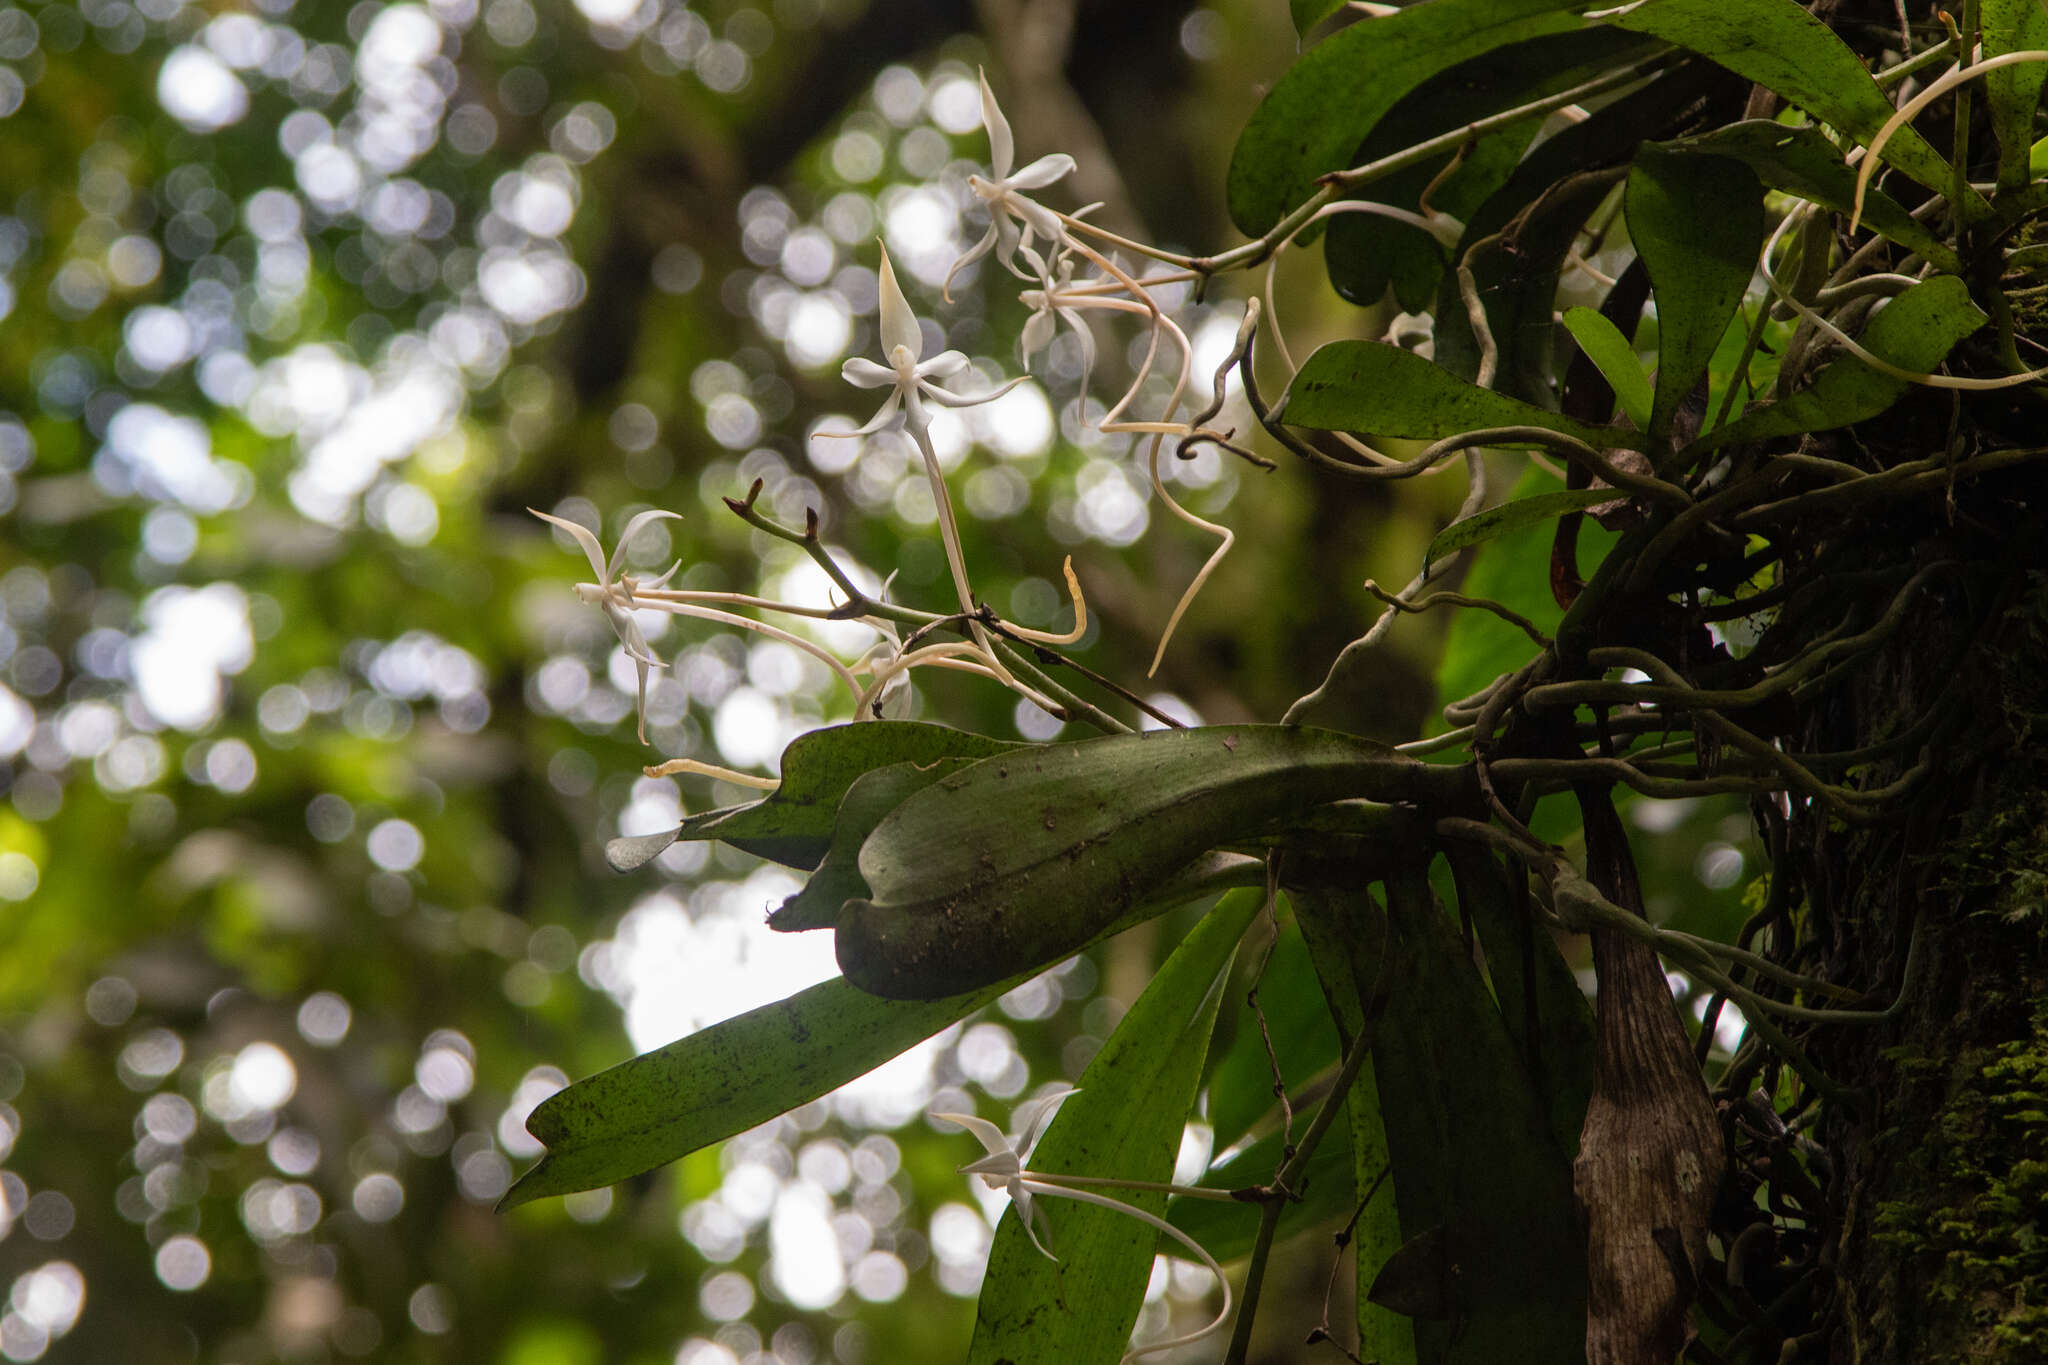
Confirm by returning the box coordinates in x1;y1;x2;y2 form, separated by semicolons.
1769;468;2048;1362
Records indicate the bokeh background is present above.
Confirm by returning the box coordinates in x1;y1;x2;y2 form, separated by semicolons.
0;0;1758;1360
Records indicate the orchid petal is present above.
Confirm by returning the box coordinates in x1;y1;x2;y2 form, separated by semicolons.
1014;1186;1059;1263
530;508;609;584
943;222;998;301
840;357;898;389
916;349;971;379
921;374;1025;409
932;1111;1013;1159
608;508;683;581
1020;307;1054;362
1016;1088;1077;1156
979;69;1014;179
1008;153;1075;191
1062;306;1097;388
828;389;901;438
876;245;923;363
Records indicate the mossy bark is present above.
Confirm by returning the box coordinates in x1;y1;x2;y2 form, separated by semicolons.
1776;482;2048;1362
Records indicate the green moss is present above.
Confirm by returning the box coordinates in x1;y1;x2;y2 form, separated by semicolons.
1871;1000;2048;1361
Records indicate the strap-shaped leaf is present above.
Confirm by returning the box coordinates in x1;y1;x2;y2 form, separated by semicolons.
1359;866;1584;1362
836;726;1467;1000
1431;61;1727;400
1626;145;1766;439
501;853;1265;1209
1601;0;1963;199
1691;275;1987;453
500;974;1010;1210
1291;0;1347;38
1283;342;1629;448
610;721;1017;872
1166;1109;1355;1262
1227;0;1590;236
1444;845;1594;1158
1425;488;1628;565
1205;918;1339;1151
767;756;987;931
1562;306;1653;428
1289;884;1413;1365
1660;121;1960;272
966;888;1259;1365
1324;28;1658;311
1984;0;2048;189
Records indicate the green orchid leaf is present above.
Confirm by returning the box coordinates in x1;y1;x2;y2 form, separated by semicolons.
1424;488;1630;566
1206;917;1340;1152
1444;845;1594;1157
1361;867;1584;1362
1291;0;1347;38
1227;0;1590;236
1661;121;1960;271
1283;342;1627;448
1324;28;1658;311
503;853;1263;1210
767;756;988;931
1562;306;1653;429
1433;468;1618;722
616;721;1018;872
1693;274;1987;453
500;974;1010;1210
1166;1108;1354;1263
1626;146;1767;439
1600;0;1964;200
1431;61;1727;401
1983;0;2048;189
836;726;1464;1001
966;888;1259;1365
1289;883;1412;1365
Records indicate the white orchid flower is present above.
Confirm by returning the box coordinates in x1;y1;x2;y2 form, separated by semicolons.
530;507;680;743
836;246;1020;438
944;70;1078;297
1017;245;1096;389
933;1091;1075;1262
934;1089;1238;1364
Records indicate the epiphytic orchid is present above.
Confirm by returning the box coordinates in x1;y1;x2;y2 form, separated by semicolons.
530;507;680;743
944;70;1078;297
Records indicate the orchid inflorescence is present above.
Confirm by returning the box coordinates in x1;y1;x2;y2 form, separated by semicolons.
534;72;1278;770
933;1092;1236;1363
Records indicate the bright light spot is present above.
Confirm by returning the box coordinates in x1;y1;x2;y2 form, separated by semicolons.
784;293;852;369
0;854;37;903
203;738;257;794
978;383;1054;458
415;1047;473;1103
928;74;981;134
353;1174;404;1223
850;1250;908;1303
230;1042;297;1111
699;1269;754;1322
366;819;424;872
770;1185;844;1309
100;403;240;512
130;583;252;731
1696;842;1744;889
157;46;248;132
572;0;641;25
1014;698;1063;741
11;1262;84;1337
154;1236;211;1291
296;992;352;1046
711;686;784;770
1074;459;1149;546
